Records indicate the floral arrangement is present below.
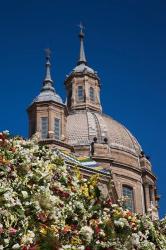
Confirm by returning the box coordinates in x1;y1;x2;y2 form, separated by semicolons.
0;131;166;250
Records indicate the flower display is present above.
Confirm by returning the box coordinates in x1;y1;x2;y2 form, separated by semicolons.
0;131;166;250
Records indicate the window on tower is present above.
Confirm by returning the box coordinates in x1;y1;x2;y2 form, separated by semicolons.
41;117;48;139
77;85;84;101
122;185;134;212
89;87;95;101
54;118;61;140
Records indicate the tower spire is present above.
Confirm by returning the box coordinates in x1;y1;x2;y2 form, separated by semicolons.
77;23;87;65
41;48;55;92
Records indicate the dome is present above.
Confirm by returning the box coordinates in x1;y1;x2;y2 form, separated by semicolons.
32;90;63;104
73;63;95;74
66;110;142;156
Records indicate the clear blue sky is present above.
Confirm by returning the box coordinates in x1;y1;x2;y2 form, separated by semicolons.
0;0;166;217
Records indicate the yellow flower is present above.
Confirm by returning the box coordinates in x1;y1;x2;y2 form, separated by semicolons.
74;167;82;180
89;219;99;226
47;163;55;171
71;235;82;245
80;184;89;197
50;225;59;233
88;174;100;187
39;226;47;235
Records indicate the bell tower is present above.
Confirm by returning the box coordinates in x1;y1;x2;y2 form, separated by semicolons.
27;49;68;146
65;25;102;113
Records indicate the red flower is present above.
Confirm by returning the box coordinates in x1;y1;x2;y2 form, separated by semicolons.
85;247;91;250
29;245;38;250
22;247;28;250
63;225;71;233
63;192;70;198
95;226;100;234
0;133;6;141
105;198;112;206
22;245;38;250
11;147;16;152
71;224;77;230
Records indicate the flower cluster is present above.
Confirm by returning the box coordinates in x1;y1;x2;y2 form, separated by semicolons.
0;131;166;250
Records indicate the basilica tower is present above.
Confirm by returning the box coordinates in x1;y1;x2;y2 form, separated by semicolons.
27;49;70;150
65;25;102;113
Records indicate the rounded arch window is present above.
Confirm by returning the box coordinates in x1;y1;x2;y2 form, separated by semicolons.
122;185;134;212
89;87;95;101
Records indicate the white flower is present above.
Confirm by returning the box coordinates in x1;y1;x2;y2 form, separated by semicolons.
3;192;11;201
21;191;28;198
0;245;4;250
80;226;94;243
78;246;85;250
114;218;129;228
4;239;9;244
132;233;140;247
111;204;118;208
22;230;35;244
12;244;20;249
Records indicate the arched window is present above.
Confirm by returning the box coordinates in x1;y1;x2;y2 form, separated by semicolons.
122;185;134;212
77;85;84;101
89;87;95;101
54;118;61;140
41;117;48;139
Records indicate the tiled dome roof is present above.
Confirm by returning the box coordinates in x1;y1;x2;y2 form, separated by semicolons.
66;110;141;156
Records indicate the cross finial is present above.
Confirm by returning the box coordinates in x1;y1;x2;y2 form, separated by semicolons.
42;48;54;88
45;48;51;59
77;22;87;65
79;22;85;33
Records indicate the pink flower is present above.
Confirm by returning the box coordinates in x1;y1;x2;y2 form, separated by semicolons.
9;227;17;235
37;212;47;222
0;225;3;234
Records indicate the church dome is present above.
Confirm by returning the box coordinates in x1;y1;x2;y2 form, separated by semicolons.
65;28;142;157
66;110;141;156
72;63;95;74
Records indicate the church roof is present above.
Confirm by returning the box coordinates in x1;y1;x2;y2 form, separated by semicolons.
72;63;95;74
66;110;141;156
32;90;63;104
69;24;98;76
32;49;63;105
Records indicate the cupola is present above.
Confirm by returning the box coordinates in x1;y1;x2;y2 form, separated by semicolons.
65;24;102;113
27;49;67;144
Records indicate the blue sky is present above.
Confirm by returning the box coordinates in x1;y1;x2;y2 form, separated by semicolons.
0;0;166;217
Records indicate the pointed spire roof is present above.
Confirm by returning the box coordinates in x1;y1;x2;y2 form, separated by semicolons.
41;48;55;92
32;49;63;104
77;23;87;66
66;25;99;77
